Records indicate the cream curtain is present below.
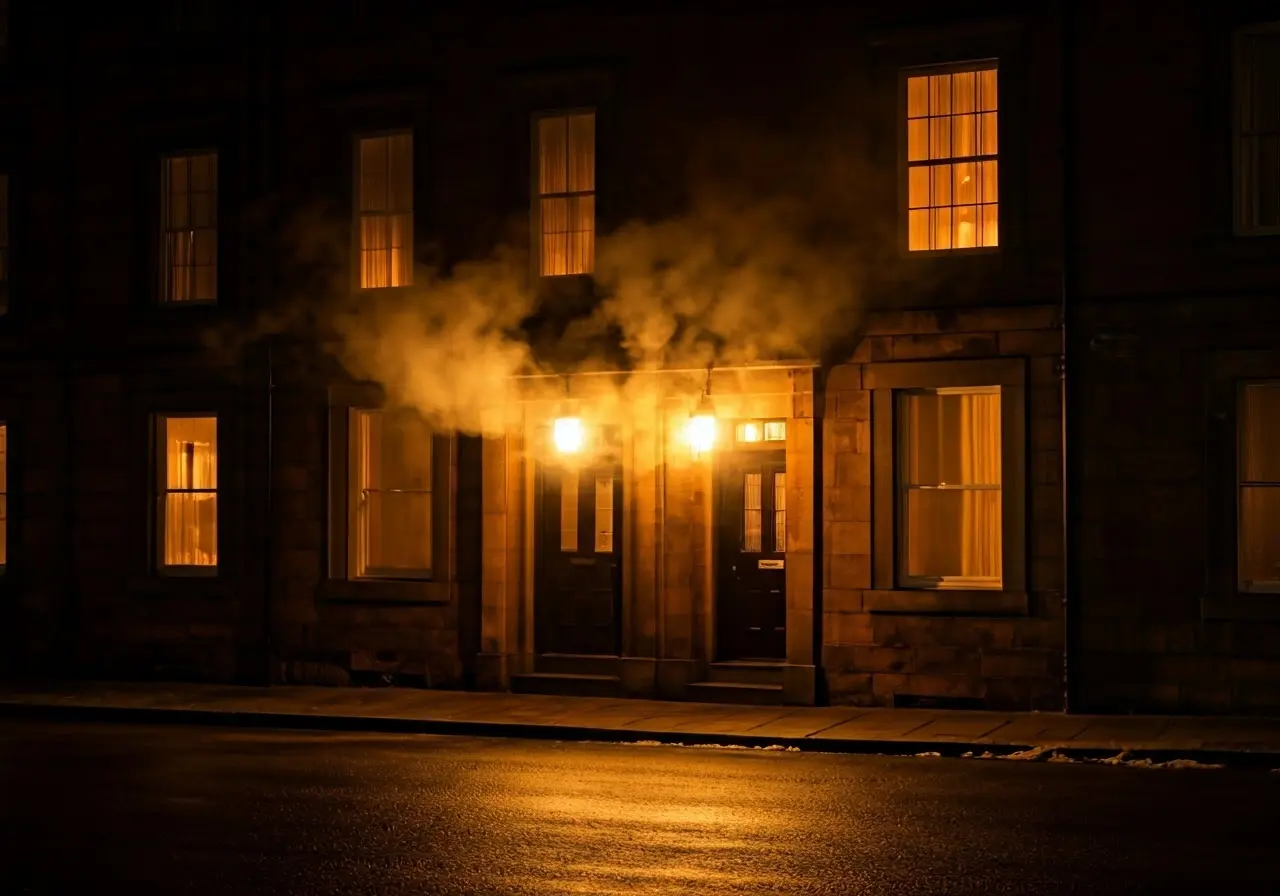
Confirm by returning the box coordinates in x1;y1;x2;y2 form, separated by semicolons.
903;390;1001;585
358;134;413;288
354;410;432;575
959;393;1002;579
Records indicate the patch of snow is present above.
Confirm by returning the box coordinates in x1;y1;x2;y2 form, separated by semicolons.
914;752;942;758
999;745;1056;762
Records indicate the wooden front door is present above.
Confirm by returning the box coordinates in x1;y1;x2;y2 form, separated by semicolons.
536;459;623;656
717;451;787;660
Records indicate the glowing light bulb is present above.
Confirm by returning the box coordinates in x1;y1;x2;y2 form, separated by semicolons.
552;417;585;454
686;413;717;454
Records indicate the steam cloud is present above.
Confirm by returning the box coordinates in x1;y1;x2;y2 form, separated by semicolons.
211;127;875;437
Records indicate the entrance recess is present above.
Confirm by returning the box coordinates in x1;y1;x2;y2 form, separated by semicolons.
536;455;623;656
716;449;787;660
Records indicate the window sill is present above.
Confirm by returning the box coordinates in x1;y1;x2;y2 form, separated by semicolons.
862;589;1027;615
1201;595;1280;622
318;578;451;605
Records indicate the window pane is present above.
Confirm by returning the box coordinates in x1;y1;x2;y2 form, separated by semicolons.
978;68;998;112
906;76;928;118
538;117;568;195
568;113;595;192
1242;382;1280;482
560;470;579;552
763;421;786;442
165;416;217;489
164;492;218;566
900;389;1001;487
363;490;432;571
387;133;413;212
907;119;928;162
904;488;1002;582
359;136;389;212
1241;485;1280;588
743;472;762;553
773;471;786;554
594;476;614;553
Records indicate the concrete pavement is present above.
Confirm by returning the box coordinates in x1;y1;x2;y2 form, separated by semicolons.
3;680;1280;764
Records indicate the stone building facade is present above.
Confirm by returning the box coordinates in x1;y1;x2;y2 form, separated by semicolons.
1071;0;1280;715
5;2;1273;716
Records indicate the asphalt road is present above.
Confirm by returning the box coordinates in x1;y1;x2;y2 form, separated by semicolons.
1;721;1277;895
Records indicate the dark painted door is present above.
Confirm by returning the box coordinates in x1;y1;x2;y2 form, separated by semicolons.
537;460;623;656
717;452;787;660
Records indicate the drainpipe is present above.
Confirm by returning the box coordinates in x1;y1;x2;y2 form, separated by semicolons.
61;21;79;674
254;9;278;683
1060;0;1079;713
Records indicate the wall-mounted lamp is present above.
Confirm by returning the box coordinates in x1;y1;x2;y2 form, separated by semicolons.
552;416;585;455
685;393;717;455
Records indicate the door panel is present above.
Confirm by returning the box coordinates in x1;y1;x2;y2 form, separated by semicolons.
717;452;787;660
537;461;623;656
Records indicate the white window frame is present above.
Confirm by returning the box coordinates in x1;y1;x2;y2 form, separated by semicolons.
1234;22;1280;237
160;150;218;304
155;412;219;576
897;385;1004;590
348;407;434;580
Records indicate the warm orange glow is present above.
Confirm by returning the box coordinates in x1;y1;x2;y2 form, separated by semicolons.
553;417;586;454
161;152;218;302
907;66;998;251
162;415;218;567
538;112;596;276
685;413;717;455
738;422;762;443
359;133;414;288
899;387;1001;588
352;409;433;577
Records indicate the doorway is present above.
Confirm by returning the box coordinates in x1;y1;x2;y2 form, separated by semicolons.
535;455;623;656
716;448;787;660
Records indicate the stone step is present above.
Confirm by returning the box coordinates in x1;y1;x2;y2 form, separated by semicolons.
685;681;785;706
706;661;785;687
510;672;622;699
534;653;621;677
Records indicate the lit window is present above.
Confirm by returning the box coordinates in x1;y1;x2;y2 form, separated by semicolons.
0;423;7;568
1240;382;1280;591
906;63;998;251
1235;25;1280;235
560;470;578;552
594;477;614;553
350;409;432;577
161;152;218;302
158;415;218;569
357;133;414;288
735;420;786;444
899;387;1001;588
536;111;595;276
